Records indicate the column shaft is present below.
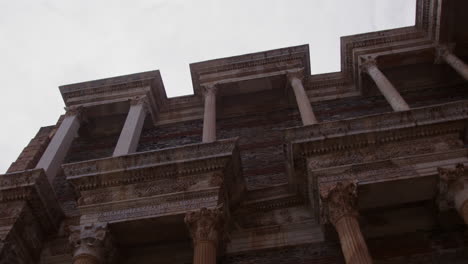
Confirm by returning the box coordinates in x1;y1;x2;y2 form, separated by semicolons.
113;101;146;156
193;241;217;264
289;76;318;125
335;216;373;264
443;52;468;81
202;87;217;143
73;255;100;264
36;112;80;182
365;63;410;112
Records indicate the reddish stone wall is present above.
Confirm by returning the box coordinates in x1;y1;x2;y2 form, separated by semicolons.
7;125;55;173
64;132;120;163
218;108;301;189
137;119;203;152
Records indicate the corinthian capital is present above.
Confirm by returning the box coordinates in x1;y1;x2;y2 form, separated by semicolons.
320;181;359;226
286;68;305;82
64;105;84;118
435;44;455;64
185;207;224;245
69;223;114;262
359;57;377;73
201;84;218;97
438;163;467;210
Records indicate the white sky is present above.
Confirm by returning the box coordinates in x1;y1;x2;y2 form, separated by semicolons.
0;0;416;173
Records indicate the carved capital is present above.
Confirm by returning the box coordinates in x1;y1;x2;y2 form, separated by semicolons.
438;163;467;210
435;44;455;64
359;57;378;73
201;84;218;97
68;223;115;262
185;208;224;245
320;181;359;226
64;105;84;117
286;68;305;82
129;96;149;113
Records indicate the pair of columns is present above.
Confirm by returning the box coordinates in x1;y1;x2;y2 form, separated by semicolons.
201;70;318;143
68;208;224;264
35;97;148;182
360;46;468;113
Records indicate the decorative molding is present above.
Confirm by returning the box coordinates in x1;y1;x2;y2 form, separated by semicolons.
64;138;238;190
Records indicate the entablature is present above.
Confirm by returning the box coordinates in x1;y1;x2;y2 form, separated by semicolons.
63;138;245;222
284;100;468;222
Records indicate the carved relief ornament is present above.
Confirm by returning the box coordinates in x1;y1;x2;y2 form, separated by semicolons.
438;163;467;211
320;181;359;226
185;207;224;245
68;223;114;262
201;84;218;97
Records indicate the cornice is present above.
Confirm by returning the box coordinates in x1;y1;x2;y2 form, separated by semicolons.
0;169;62;230
63;138;239;191
285;100;468;146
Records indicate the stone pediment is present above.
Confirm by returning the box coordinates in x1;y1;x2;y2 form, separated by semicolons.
62;138;245;223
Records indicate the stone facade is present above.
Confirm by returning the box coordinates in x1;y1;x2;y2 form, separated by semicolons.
2;0;468;263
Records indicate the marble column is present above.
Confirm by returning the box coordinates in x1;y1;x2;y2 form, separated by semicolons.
437;46;468;81
202;84;217;143
321;182;373;264
185;208;224;264
113;97;148;156
36;106;82;182
361;59;410;112
287;70;318;125
438;164;468;224
69;223;113;264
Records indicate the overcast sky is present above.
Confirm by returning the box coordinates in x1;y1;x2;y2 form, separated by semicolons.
0;0;416;173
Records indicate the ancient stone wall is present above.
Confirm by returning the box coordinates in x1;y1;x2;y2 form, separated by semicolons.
137;119;203;152
7;126;55;173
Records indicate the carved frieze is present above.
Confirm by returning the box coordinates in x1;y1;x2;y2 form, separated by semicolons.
64;138;244;225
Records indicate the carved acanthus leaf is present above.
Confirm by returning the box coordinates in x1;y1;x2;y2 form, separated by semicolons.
438;163;466;210
320;181;359;226
185;207;224;244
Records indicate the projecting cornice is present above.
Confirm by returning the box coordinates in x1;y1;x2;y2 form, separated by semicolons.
284;100;468;221
63;138;245;223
